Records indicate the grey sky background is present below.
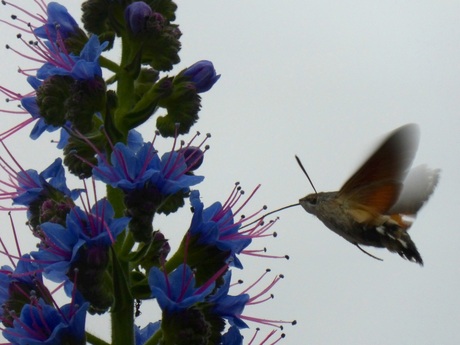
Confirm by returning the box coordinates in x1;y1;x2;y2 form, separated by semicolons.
1;1;459;344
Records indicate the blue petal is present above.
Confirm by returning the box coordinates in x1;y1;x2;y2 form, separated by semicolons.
34;2;79;41
149;264;215;313
222;326;243;345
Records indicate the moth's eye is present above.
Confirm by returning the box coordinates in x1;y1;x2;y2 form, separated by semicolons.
307;195;317;205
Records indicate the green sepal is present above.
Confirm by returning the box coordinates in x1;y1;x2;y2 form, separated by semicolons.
161;307;207;345
63;28;90;55
103;90;125;145
128;231;170;271
36;75;74;127
167;234;230;286
63;128;106;178
81;0;124;37
67;246;113;315
157;191;187;215
66;76;107;133
139;23;181;71
129;270;152;300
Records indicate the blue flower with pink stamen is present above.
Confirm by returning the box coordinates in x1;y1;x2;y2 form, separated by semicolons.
93;130;205;195
31;199;129;283
148;264;215;313
3;298;88;345
33;2;80;41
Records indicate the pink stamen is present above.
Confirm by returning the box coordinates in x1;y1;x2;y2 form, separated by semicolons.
9;211;22;259
162;124;180;177
2;1;45;23
195;264;229;295
177;263;195;302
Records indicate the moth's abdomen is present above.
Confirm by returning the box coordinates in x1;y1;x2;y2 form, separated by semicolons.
367;221;423;265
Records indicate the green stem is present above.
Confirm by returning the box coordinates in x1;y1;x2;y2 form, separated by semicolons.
114;34;137;132
86;332;110;345
120;230;135;258
111;249;135;345
164;240;186;273
99;56;120;74
107;186;134;345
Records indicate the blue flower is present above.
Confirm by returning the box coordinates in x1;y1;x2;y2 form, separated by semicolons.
189;190;252;269
36;35;108;81
155;150;204;194
148;264;215;313
93;130;204;194
135;322;161;345
12;158;79;207
183;60;221;93
31;199;129;282
3;299;88;345
0;269;11;311
0;255;56;330
20;77;61;140
0;255;42;295
207;271;250;329
33;2;80;41
222;326;243;345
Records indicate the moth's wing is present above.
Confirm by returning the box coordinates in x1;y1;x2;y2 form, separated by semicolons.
388;164;440;215
338;124;420;214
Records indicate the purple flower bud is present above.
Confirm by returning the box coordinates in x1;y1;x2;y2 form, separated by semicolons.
180;147;204;171
183;60;221;93
125;1;153;34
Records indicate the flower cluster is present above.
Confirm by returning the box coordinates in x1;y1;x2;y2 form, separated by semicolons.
0;1;293;345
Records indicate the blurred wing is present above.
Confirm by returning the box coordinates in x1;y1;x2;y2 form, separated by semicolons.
338;124;420;214
388;164;440;215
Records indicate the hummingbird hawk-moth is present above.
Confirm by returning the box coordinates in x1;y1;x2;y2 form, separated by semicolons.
298;124;439;265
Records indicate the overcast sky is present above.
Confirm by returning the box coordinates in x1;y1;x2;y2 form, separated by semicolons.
1;1;459;344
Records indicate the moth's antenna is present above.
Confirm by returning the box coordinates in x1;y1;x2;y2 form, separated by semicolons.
355;244;383;262
295;155;317;194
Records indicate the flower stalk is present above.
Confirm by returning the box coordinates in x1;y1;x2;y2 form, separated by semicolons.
0;1;294;344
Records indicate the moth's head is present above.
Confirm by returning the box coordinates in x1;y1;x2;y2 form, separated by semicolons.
299;193;319;214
